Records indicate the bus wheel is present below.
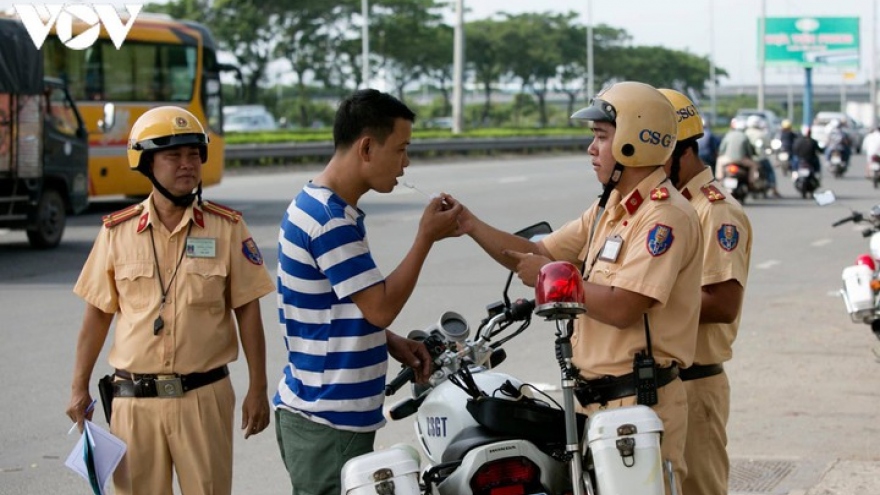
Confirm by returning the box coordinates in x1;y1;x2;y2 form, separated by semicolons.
27;188;66;249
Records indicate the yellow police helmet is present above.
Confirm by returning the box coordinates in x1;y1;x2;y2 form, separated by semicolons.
781;119;792;129
658;88;704;141
571;81;677;167
127;106;209;171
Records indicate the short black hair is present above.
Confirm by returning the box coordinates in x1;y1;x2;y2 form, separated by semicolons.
332;89;416;150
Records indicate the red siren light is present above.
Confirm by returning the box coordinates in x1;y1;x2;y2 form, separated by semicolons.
535;261;586;320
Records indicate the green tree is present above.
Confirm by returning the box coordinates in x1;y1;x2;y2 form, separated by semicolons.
465;19;505;125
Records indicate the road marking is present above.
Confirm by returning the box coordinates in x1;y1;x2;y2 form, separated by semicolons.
827;290;842;297
499;176;527;184
756;260;780;269
811;238;832;247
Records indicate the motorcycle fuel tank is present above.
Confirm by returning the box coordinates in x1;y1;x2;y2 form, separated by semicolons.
416;371;522;464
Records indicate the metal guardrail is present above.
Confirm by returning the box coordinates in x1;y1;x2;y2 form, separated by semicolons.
225;135;591;164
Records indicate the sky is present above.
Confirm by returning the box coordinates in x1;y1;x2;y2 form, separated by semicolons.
1;0;877;88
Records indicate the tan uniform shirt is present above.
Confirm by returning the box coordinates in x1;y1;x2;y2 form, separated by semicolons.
542;168;702;378
681;168;752;364
74;196;275;375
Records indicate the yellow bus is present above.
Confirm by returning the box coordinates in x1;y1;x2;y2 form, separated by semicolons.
40;13;228;197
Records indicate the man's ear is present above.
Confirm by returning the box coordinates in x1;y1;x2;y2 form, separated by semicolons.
358;136;372;161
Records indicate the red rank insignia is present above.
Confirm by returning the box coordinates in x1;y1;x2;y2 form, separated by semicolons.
625;190;643;215
650;187;670;201
701;184;726;202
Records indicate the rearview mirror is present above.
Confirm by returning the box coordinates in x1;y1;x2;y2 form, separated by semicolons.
514;222;553;242
814;189;836;207
97;102;115;132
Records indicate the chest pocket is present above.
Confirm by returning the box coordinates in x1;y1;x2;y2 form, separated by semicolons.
114;261;154;312
184;260;228;309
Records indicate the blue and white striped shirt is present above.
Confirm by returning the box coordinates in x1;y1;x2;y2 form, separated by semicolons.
274;184;388;431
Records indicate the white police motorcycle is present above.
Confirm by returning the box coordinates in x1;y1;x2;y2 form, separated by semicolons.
341;224;673;495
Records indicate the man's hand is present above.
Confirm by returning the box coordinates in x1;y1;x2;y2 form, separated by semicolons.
502;249;551;288
387;331;433;383
241;387;270;439
417;194;464;242
66;389;95;432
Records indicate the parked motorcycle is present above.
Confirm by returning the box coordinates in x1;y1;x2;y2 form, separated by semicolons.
342;223;671;495
816;190;880;345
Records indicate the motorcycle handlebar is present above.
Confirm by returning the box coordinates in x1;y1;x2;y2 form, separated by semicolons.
384;367;415;396
506;298;535;321
833;212;863;227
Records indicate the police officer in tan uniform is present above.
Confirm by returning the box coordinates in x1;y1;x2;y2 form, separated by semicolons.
659;89;752;495
65;106;276;495
455;81;702;494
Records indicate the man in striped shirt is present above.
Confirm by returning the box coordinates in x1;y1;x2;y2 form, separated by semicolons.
274;89;464;495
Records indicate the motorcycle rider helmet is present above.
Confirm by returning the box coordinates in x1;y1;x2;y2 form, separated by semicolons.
827;119;841;130
781;119;792;130
855;254;876;272
127;106;209;206
746;115;765;129
570;81;677;167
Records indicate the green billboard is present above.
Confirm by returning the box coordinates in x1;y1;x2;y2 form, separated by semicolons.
762;17;859;68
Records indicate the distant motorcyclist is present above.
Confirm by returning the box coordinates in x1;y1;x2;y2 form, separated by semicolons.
792;127;822;176
743;115;781;197
697;117;721;167
862;126;880;178
716;120;760;188
777;119;798;154
823;119;852;168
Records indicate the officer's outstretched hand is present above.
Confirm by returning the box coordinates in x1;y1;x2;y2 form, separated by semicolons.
241;388;270;439
503;249;551;288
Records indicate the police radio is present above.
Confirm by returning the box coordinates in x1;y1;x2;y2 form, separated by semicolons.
633;314;658;406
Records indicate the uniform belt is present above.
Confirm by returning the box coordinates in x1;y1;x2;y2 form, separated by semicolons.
574;365;679;406
679;363;724;382
112;365;229;398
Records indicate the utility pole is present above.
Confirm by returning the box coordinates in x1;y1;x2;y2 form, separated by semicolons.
452;0;464;134
586;0;594;99
757;0;766;111
872;0;878;128
361;0;370;88
709;0;717;126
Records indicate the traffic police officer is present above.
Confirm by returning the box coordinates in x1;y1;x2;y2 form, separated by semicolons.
455;81;702;495
660;89;753;495
66;106;275;495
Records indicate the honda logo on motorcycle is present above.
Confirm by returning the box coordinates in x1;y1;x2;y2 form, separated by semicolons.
639;129;674;148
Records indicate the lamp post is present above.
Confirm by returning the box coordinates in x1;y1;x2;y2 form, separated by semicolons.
586;0;594;99
361;0;370;88
452;0;464;134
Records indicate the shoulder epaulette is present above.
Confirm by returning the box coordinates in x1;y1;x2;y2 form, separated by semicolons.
202;200;241;223
650;187;670;201
102;204;144;229
701;184;726;202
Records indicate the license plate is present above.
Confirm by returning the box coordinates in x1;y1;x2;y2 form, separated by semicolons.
722;178;738;189
831;155;842;165
798;169;811;177
778;152;789;161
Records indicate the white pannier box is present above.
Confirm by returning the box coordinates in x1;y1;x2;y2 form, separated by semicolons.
841;264;875;321
587;405;665;495
341;445;421;495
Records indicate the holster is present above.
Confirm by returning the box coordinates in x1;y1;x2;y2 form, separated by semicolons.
97;374;114;423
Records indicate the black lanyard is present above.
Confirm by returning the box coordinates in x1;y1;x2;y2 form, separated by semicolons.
149;222;192;335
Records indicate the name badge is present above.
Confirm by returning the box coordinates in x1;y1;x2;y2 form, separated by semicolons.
598;235;623;263
186;237;216;258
